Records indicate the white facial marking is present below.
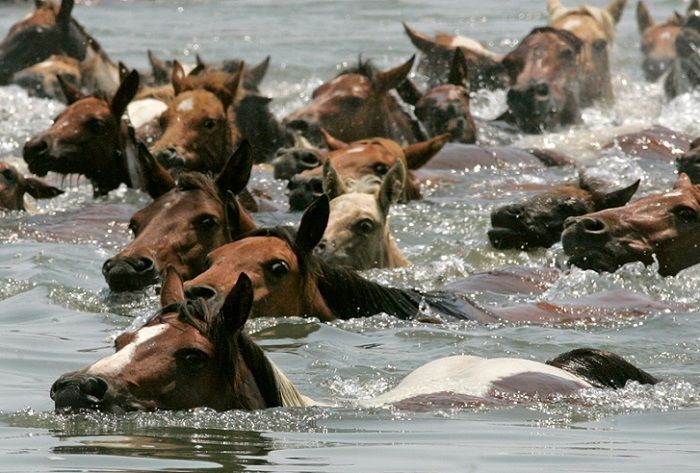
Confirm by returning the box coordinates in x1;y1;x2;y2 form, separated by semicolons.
87;325;167;377
177;97;195;112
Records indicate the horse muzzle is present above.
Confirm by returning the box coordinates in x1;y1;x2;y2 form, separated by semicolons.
51;374;109;412
102;255;159;292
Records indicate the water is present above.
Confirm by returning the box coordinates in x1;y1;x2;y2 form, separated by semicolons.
1;0;700;471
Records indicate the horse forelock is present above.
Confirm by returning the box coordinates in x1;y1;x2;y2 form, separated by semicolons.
527;26;584;53
337;58;378;80
175;172;223;203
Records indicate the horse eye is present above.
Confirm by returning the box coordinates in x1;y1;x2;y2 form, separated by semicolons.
202;257;212;271
86;118;107;134
592;39;607;52
176;348;210;370
1;169;15;182
674;206;697;223
196;215;220;229
356;218;375;234
268;260;290;278
373;163;389;175
202;119;218;130
560;49;576;62
128;220;139;235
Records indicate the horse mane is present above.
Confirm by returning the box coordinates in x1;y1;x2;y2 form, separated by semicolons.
337;57;379;80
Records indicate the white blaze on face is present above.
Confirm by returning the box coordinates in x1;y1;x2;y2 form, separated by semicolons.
176;97;195;113
87;325;167;377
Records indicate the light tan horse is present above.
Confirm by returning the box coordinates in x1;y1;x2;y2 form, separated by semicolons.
547;0;627;104
316;160;408;270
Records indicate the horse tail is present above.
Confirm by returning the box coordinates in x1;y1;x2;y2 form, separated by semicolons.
546;348;658;389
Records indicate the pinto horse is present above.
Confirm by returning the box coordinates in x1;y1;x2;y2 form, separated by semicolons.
563;173;700;276
0;162;63;211
284;56;426;146
51;272;658;412
0;0;119;94
501;27;583;133
547;0;627;105
103;142;256;292
489;173;639;250
316;160;408;270
402;22;507;91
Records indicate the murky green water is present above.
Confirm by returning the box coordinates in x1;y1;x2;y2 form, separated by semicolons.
1;0;700;471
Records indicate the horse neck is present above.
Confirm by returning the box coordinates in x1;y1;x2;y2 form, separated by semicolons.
383;92;428;145
91;122;133;196
383;229;409;268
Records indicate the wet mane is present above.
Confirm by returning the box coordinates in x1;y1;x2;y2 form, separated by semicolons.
175;172;223;203
337;58;378;80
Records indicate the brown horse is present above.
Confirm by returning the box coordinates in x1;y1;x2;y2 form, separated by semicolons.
0;162;63;211
50;276;657;412
664;11;700;98
501;27;583;133
184;196;670;325
489;174;639;250
563;173;700;276
10;54;81;101
548;0;627;104
103;143;256;292
22;71;171;197
402;23;508;91
677;137;700;184
604;125;693;162
636;1;699;81
283;56;426;146
0;0;119;94
286;134;448;211
150;65;243;173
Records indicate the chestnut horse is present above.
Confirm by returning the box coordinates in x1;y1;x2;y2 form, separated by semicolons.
402;22;507;91
547;0;627;104
183;196;670;324
664;11;700;98
563;173;700;276
285;134;448;211
489;174;639;250
51;275;657;412
501;27;583;133
316;160;408;270
0;162;63;211
22;71;170;197
103;143;256;292
636;1;700;81
283;56;426;146
0;0;119;94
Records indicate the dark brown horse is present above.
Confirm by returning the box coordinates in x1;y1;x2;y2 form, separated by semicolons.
50;276;657;412
0;162;63;211
22;71;169;197
283;56;426;146
0;0;119;94
501;27;583;133
103;142;257;292
402;23;508;91
563;173;700;276
489;174;639;250
664;11;700;98
677;137;700;183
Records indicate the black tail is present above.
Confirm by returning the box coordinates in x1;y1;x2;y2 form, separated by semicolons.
546;348;659;389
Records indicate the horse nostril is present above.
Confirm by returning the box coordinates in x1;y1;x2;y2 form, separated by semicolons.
310;178;324;196
299;152;320;168
580;217;607;234
155;148;185;168
534;83;549;98
133;257;155;273
287;119;310;132
184;285;217;301
81;376;108;401
23;138;49;160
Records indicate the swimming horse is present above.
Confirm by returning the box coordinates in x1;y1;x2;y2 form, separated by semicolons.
51;273;658;412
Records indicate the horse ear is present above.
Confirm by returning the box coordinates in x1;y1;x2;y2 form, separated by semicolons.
296;195;330;253
245;56;271;89
402;133;449;170
222;66;244;109
589;179;641;210
219;273;254;334
395;76;423;106
216;140;253;195
147;50;170;84
448;48;470;90
171;60;186;95
196;54;206;69
23;177;64;199
224;190;256;237
689;0;700;14
56;0;74;28
135;142;175;198
322;160;348;200
377;160;406;218
675;172;694;190
636;2;654;33
111;70;140;119
547;0;565;15
160;266;185;307
118;61;130;83
189;56;206;77
321;129;349;150
372;55;415;95
606;0;627;24
56;73;83;104
403;23;438;54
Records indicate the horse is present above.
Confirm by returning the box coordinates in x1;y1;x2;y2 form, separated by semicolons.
150;64;243;173
183;196;671;325
402;22;507;91
22;71;173;197
604;125;693;162
50;273;658;412
547;0;627;105
501;27;584;133
283;56;426;146
315;160;408;270
562;173;700;276
636;1;700;82
489;173;640;250
0;162;63;211
285;134;448;211
676;137;700;184
102;143;257;292
664;11;700;98
10;54;81;101
398;48;477;144
0;0;119;95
